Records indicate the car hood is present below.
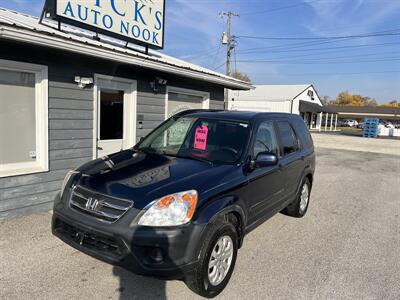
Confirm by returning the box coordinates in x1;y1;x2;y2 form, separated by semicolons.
76;149;238;209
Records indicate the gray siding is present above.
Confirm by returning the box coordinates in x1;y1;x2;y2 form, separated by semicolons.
0;81;93;220
0;40;226;220
210;100;224;110
135;93;225;141
136;91;166;141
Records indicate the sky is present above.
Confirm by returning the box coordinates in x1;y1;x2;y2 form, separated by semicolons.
0;0;399;103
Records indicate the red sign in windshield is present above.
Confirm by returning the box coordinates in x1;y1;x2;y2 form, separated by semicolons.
194;125;209;150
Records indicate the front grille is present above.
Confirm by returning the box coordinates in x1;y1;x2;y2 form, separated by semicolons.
69;185;133;222
54;219;125;258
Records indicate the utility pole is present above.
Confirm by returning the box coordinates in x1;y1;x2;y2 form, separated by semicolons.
220;11;239;108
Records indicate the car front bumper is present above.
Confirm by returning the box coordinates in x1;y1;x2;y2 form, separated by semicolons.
52;194;206;280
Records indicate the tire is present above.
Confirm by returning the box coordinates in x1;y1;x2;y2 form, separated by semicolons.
184;219;238;298
282;178;311;218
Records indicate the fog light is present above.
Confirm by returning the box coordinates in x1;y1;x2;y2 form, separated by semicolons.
149;247;164;263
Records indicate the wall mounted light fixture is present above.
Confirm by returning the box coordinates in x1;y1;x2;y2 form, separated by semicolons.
150;77;168;93
75;76;93;89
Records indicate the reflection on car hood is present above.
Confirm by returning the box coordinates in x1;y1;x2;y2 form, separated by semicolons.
76;149;238;209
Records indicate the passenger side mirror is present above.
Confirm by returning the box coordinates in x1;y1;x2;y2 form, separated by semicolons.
253;152;278;168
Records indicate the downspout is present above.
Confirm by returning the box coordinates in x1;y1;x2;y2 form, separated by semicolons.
290;98;294;114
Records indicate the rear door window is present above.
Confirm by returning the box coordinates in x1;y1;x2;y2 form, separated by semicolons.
276;121;299;156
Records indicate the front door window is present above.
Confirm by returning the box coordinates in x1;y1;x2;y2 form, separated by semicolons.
253;122;279;157
99;90;124;140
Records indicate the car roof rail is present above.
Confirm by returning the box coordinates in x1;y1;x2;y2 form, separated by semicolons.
172;109;224;118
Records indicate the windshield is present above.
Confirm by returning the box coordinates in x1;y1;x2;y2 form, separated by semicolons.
136;117;250;164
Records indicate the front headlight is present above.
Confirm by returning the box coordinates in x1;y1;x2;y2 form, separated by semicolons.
60;170;80;198
138;190;198;227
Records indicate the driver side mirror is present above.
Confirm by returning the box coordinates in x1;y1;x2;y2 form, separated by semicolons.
252;152;278;169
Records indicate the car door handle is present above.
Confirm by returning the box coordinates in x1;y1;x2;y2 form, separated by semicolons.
97;146;103;150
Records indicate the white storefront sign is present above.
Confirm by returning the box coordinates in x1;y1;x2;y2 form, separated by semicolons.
55;0;165;48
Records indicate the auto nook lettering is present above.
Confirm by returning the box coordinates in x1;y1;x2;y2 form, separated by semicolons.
50;0;165;48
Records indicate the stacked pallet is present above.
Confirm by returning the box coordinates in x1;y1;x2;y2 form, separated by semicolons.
363;118;379;138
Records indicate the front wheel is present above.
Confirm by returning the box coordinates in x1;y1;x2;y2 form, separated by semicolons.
185;220;238;298
282;178;311;218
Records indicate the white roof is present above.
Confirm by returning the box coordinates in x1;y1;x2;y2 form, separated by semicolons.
240;84;312;101
0;7;252;90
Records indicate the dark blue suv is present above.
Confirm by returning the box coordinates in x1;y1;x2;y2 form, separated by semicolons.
52;110;315;298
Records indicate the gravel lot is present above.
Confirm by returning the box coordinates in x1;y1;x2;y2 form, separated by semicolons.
1;135;400;300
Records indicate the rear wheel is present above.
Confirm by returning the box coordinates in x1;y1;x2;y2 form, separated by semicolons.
282;178;311;218
185;219;238;298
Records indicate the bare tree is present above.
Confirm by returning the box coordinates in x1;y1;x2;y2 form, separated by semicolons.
231;71;251;83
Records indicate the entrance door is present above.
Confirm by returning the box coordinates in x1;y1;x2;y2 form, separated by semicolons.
166;87;210;119
95;76;136;158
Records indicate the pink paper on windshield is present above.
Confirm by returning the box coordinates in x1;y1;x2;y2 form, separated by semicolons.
194;125;209;150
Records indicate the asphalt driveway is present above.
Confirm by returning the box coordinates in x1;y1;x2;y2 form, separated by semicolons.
1;144;400;299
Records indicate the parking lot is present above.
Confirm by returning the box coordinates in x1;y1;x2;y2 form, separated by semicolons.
1;134;399;300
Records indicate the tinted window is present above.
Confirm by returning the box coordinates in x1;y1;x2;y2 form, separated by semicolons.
253;122;279;157
100;90;124;140
276;121;299;155
138;117;250;164
292;117;314;149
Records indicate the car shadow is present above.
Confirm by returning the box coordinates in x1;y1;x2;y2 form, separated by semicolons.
113;266;167;300
112;227;179;300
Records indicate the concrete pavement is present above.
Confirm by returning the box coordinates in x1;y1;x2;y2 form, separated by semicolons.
311;132;400;156
1;146;400;299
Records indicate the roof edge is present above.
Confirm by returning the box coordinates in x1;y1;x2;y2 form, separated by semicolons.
0;25;253;90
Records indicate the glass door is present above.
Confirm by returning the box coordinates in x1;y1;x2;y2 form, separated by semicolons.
95;77;136;158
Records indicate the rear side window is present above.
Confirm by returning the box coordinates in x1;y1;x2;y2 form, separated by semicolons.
276;121;299;156
292;118;314;149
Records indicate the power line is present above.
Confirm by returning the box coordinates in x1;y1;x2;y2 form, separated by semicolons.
237;41;400;54
237;50;400;62
248;71;400;76
178;45;220;59
210;43;223;69
236;57;400;64
236;32;400;41
233;29;400;54
240;0;321;16
213;61;227;71
233;34;399;54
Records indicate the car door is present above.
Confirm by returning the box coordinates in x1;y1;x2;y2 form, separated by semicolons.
275;120;304;202
245;121;285;225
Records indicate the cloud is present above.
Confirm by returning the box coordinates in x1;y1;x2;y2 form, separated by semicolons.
304;0;400;36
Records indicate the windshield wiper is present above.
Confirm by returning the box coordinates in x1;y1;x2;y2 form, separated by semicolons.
139;147;159;154
140;147;172;156
174;154;213;166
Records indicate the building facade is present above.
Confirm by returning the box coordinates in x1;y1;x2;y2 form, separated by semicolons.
229;84;338;131
0;8;251;219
